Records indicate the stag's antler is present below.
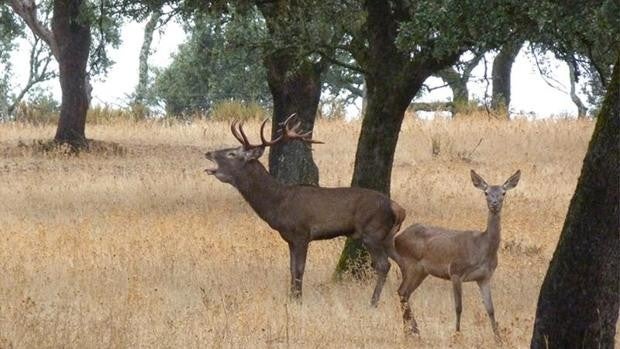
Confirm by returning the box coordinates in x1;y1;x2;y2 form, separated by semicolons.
231;114;323;149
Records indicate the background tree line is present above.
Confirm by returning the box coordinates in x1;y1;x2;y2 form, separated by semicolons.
0;0;617;347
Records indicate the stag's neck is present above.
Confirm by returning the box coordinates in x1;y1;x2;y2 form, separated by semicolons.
234;161;286;222
485;211;502;256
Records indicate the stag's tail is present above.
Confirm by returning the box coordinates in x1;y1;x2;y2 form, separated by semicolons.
386;201;407;265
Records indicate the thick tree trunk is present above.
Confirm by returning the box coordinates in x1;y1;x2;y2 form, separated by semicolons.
491;41;522;112
335;76;422;276
530;56;619;348
264;51;322;185
52;0;91;147
350;81;418;194
135;8;161;105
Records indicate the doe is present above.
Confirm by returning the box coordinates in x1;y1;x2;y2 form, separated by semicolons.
394;170;520;340
204;116;406;305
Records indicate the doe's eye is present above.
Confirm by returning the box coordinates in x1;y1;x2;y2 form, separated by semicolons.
484;192;488;196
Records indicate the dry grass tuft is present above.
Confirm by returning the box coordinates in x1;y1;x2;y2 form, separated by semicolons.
0;116;615;348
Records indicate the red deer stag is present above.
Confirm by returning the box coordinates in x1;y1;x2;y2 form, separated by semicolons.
394;170;520;341
204;116;406;305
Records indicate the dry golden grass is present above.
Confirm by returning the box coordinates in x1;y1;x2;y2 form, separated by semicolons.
0;116;611;348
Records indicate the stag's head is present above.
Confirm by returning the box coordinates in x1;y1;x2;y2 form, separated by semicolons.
205;114;322;184
471;170;521;213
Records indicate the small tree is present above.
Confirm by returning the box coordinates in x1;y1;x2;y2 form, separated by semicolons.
5;0;119;147
491;40;523;114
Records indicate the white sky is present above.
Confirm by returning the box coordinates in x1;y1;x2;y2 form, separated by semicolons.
7;19;586;118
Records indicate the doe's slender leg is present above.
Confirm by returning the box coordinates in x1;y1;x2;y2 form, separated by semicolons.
451;274;463;332
477;278;501;342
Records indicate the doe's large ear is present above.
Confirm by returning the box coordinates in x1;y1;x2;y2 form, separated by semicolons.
471;170;488;190
503;170;521;190
243;147;265;161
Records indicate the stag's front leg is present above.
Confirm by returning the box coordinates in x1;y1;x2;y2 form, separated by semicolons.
287;241;308;300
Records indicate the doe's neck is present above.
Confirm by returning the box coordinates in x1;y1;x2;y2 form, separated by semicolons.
485;211;502;253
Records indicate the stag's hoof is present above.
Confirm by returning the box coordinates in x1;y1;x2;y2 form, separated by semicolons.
288;290;302;303
403;324;420;337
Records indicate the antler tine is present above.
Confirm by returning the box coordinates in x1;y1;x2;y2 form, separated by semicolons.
287;120;303;133
230;120;245;145
279;113;297;127
238;121;253;148
298;129;324;143
259;118;283;146
281;115;324;144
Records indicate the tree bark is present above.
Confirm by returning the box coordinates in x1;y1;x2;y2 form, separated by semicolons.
135;8;160;105
264;51;322;185
530;56;619;349
52;0;91;147
491;41;522;112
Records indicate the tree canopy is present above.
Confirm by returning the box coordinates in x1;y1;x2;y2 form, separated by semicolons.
152;11;270;115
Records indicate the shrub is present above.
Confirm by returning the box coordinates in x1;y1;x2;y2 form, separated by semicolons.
208;100;269;121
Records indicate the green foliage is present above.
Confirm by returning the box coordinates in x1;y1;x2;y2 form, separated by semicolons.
528;1;618;82
82;0;122;76
9;87;58;124
0;70;10;118
13;93;59;125
152;12;270;116
26;87;59;113
525;0;619;115
0;5;23;63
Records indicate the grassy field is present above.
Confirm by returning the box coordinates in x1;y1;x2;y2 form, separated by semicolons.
0;116;608;348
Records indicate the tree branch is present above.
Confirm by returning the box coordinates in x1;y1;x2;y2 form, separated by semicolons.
7;34;56;114
314;49;367;74
8;0;59;60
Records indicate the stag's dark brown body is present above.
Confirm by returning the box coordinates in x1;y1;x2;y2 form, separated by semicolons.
205;117;405;304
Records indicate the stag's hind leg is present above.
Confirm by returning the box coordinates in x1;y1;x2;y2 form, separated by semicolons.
365;242;391;307
398;263;427;335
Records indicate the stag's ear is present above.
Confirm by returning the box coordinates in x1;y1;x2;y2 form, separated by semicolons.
471;170;488;190
503;170;521;190
243;147;265;161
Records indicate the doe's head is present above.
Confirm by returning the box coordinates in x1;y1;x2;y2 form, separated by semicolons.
205;114;322;184
471;169;521;213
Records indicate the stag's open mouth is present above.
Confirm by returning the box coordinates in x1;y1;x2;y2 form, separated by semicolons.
204;153;218;175
205;161;218;175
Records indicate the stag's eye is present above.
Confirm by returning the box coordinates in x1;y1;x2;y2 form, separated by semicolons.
226;152;235;158
484;192;488;196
